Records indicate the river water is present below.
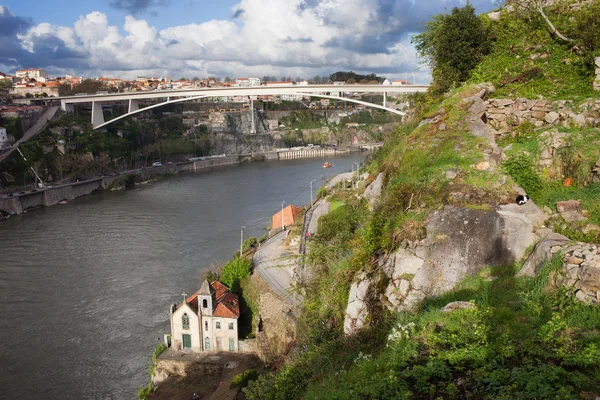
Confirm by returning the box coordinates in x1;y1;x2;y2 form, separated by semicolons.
0;153;365;400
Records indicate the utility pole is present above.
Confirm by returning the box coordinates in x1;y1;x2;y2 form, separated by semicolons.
310;179;317;207
281;201;285;230
240;226;246;257
250;97;255;134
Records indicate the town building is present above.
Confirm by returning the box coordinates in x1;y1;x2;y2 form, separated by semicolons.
0;128;9;149
392;79;411;85
236;77;261;87
271;204;302;231
15;68;48;81
169;280;240;352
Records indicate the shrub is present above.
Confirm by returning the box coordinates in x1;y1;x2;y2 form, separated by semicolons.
242;237;258;253
412;4;491;94
220;256;252;293
503;153;544;197
230;369;259;389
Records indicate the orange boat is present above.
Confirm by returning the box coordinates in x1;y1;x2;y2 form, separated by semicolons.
323;162;333;168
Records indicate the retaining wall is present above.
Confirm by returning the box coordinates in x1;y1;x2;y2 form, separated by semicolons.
484;98;600;132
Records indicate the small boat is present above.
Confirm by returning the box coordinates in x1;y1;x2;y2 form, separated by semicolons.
323;162;333;168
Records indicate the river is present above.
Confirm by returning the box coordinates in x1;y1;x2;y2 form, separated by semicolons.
0;153;365;400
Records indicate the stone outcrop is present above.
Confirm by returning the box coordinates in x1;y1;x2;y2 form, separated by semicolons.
362;173;384;208
484;98;600;132
344;202;547;334
344;272;374;335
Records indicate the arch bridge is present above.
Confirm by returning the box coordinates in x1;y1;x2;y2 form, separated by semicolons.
57;84;429;130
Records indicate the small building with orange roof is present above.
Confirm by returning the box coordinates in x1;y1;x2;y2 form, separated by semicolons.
271;205;303;231
169;280;240;352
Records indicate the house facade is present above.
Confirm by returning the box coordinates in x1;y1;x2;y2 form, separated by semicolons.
169;280;240;352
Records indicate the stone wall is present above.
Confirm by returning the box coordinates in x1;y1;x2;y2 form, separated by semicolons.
256;291;296;363
484;98;600;132
153;358;223;386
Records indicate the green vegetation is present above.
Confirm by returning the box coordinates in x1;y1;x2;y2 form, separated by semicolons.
470;2;600;99
138;342;167;400
220;256;252;294
230;369;259;389
240;3;600;396
413;3;492;94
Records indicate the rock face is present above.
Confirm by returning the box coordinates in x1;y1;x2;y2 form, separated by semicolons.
344;203;547;334
557;200;585;222
344;272;374;335
363;173;384;208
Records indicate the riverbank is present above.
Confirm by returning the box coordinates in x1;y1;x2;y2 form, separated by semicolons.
0;146;362;219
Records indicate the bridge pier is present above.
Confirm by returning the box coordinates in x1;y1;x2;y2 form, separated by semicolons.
61;100;74;114
91;101;105;129
383;92;387;108
128;99;139;113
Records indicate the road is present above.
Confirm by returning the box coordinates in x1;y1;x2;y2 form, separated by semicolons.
326;171;354;189
0;106;59;162
253;230;303;305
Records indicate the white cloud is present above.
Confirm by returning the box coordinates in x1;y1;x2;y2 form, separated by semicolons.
9;0;494;80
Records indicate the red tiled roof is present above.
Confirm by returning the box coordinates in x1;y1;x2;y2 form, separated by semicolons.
211;280;229;302
175;280;239;319
213;293;240;318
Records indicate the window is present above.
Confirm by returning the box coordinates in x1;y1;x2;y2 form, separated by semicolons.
182;313;189;330
202;299;208;308
205;321;208;331
228;322;234;330
205;337;210;351
216;321;221;329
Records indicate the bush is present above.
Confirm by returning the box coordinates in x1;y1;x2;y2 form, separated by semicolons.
220;256;252;293
230;368;259;389
503;153;544;198
242;237;258;253
412;3;491;94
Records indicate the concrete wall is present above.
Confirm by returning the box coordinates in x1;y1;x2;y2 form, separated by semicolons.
192;156;239;170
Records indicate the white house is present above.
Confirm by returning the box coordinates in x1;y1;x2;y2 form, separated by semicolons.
169;280;240;352
236;77;261;87
15;68;48;81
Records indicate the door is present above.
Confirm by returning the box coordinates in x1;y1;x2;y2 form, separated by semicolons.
182;334;191;349
216;338;222;351
229;338;235;351
204;337;210;351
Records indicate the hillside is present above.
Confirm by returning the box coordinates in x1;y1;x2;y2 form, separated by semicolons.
240;2;600;399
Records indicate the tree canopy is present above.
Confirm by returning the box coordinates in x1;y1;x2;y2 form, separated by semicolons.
412;3;491;94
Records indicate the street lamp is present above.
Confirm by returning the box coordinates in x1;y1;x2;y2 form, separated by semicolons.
240;226;246;257
281;201;285;231
310;179;317;207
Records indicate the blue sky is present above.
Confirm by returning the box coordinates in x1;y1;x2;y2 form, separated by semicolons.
0;0;496;81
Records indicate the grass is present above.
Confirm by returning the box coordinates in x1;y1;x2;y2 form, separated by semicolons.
299;263;600;400
471;9;599;101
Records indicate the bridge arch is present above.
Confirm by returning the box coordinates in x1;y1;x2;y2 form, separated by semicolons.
92;93;405;130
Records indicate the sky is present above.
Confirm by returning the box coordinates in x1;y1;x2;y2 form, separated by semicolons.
0;0;496;82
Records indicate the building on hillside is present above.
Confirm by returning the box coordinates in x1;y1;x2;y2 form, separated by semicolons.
392;79;411;85
15;68;48;81
169;280;240;352
236;77;261;87
271;205;303;231
0;128;9;149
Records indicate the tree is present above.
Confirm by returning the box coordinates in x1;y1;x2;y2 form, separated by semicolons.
220;256;252;293
412;3;491;94
223;76;232;83
0;79;13;90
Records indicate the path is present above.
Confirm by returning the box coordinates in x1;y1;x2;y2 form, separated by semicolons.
326;171;353;189
253;231;302;305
